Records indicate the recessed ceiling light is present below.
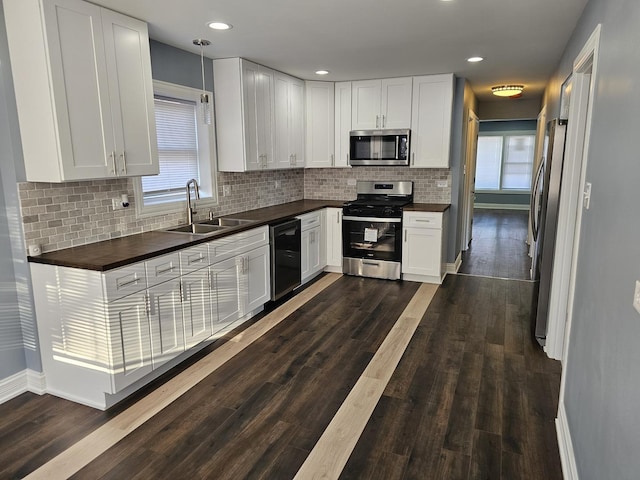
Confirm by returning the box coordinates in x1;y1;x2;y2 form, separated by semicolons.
208;22;232;30
315;70;329;75
467;56;484;63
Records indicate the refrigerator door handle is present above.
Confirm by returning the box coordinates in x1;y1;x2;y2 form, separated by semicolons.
531;159;545;241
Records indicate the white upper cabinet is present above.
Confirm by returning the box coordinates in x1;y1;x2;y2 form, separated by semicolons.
215;58;306;172
304;81;335;168
275;72;305;168
334;81;352;168
410;74;455;168
4;0;158;182
351;77;412;130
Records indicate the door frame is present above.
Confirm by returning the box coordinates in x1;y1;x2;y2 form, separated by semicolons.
461;109;479;251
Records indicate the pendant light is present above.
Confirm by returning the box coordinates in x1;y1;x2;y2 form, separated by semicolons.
193;38;212;125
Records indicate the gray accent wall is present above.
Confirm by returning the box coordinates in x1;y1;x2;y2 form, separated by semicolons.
149;40;214;92
0;2;40;379
547;0;640;478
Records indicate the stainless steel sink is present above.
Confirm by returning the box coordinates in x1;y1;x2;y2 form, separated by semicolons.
164;224;227;235
196;217;255;227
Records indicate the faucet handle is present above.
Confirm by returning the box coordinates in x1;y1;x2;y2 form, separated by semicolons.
208;209;214;220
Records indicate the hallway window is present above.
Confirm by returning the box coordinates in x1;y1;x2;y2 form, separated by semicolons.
476;133;535;191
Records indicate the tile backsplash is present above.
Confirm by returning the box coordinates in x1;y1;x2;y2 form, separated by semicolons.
304;167;451;203
19;169;304;253
19;167;450;254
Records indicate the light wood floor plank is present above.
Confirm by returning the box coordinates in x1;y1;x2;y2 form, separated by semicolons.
25;273;342;480
294;282;437;480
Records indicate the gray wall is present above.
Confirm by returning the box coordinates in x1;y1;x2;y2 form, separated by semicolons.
547;0;640;478
474;192;529;207
0;2;40;379
149;40;214;92
477;97;541;120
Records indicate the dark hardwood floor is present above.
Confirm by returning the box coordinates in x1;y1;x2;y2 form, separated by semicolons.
0;274;562;479
458;209;531;280
340;274;562;480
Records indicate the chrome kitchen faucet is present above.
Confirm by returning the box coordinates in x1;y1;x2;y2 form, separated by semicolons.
186;178;200;225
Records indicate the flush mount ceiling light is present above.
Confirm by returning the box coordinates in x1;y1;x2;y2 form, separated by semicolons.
208;21;232;30
315;70;329;75
491;85;525;97
467;56;484;63
193;38;212;125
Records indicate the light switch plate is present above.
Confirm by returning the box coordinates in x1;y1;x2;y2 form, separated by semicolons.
222;185;231;196
111;198;124;210
275;180;281;189
634;281;640;315
437;180;448;188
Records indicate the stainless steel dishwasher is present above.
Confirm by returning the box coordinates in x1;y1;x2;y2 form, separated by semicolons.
269;218;301;301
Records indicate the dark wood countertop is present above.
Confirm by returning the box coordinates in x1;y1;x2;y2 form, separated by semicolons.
404;203;451;213
27;200;345;271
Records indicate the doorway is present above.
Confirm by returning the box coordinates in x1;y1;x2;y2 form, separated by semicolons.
459;119;538;280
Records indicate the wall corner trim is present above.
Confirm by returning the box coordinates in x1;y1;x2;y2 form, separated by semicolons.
0;369;46;404
556;402;579;480
447;252;462;274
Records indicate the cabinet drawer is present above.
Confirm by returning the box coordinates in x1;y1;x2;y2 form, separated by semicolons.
296;211;322;231
208;226;269;264
180;244;210;275
403;212;443;229
104;263;147;301
145;252;181;288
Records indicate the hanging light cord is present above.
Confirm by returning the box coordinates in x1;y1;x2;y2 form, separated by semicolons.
200;42;206;92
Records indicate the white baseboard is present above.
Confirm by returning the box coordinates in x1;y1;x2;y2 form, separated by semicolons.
474;203;530;211
0;369;46;404
447;252;462;274
556;402;579;480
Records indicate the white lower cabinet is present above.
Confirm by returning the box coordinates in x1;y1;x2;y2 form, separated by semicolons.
108;292;153;393
298;210;326;283
30;225;271;410
210;256;243;331
148;279;185;369
325;208;343;272
401;211;447;284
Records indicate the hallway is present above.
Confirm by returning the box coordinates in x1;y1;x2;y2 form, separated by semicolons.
458;209;531;281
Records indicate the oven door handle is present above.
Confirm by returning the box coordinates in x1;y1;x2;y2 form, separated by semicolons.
342;215;402;223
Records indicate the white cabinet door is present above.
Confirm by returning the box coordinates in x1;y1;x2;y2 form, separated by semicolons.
181;268;213;349
380;77;413;129
325;208;343;270
147;280;185;369
275;74;305;168
109;293;153;392
257;67;275;169
5;0;157;182
101;8;158;177
334;81;352;168
243;245;271;314
210;256;242;330
241;60;262;171
352;78;412;130
351;80;381;130
305;81;335;168
402;227;441;277
410;74;454;168
308;227;322;277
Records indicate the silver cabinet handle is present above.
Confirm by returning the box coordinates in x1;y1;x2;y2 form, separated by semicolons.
148;292;156;316
331;154;334;166
376;115;380;128
116;275;140;289
156;265;175;275
120;152;127;175
336;212;340;224
415;219;432;223
109;151;116;175
208;270;216;290
404;229;407;242
382;115;386;128
347;153;349;162
411;152;415;166
188;253;204;265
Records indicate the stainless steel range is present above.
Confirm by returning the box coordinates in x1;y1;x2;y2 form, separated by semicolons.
342;181;413;280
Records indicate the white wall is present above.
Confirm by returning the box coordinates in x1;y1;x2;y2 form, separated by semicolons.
547;0;640;478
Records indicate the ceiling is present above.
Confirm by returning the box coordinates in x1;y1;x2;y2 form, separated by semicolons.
91;0;589;102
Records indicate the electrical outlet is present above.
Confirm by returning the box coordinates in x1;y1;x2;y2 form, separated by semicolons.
347;178;356;186
437;180;448;188
634;281;640;315
222;185;231;196
111;198;124;210
275;180;281;189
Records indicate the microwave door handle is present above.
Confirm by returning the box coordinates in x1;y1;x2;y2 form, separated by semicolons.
396;136;400;159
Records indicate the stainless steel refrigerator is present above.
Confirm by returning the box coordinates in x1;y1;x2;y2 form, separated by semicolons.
530;118;567;346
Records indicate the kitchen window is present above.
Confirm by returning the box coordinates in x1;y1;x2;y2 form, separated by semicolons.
134;80;217;217
475;132;535;192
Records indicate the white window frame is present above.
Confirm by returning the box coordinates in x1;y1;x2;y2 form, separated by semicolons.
134;80;218;218
475;130;536;193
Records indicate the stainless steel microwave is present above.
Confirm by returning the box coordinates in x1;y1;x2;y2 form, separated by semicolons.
349;129;410;166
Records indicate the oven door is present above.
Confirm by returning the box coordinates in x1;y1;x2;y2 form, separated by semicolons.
342;215;402;262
